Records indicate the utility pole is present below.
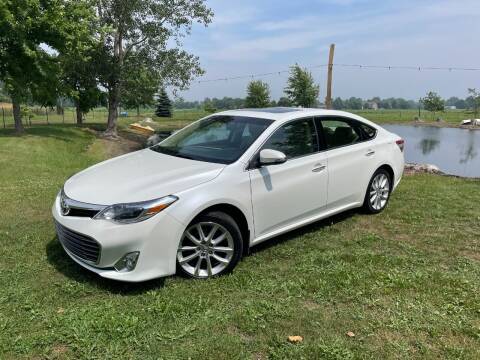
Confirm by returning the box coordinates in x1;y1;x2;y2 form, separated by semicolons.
325;44;335;109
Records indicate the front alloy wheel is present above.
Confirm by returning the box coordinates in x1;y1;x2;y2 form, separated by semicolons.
177;212;243;279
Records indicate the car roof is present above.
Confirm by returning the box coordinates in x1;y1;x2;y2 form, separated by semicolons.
215;107;378;128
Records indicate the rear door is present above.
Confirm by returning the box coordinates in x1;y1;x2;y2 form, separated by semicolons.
249;117;328;238
316;116;378;208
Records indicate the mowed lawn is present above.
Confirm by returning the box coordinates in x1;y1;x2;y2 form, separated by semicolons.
0;125;479;359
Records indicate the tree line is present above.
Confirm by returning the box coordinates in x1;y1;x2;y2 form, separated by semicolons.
0;0;213;135
175;64;320;112
174;87;480;113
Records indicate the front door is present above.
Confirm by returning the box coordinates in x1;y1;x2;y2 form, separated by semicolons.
249;117;328;238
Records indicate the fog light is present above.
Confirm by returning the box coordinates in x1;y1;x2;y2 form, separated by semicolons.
114;252;140;272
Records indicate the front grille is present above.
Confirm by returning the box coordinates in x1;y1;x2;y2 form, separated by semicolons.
55;221;101;264
67;208;100;218
60;190;105;218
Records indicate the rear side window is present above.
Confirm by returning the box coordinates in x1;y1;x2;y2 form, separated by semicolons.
320;119;361;149
261;118;318;159
358;123;377;140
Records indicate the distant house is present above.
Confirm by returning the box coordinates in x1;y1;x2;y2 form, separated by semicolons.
445;105;457;110
364;101;379;110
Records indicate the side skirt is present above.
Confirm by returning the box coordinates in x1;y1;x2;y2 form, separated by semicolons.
250;202;362;247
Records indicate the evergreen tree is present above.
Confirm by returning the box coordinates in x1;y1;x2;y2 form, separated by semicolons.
245;80;270;108
284;64;319;108
155;88;172;117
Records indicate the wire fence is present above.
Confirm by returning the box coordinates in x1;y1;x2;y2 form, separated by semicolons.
1;106;474;133
0;106;106;128
0;106;210;132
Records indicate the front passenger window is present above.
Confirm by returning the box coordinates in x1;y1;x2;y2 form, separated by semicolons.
321;119;361;149
262;118;318;159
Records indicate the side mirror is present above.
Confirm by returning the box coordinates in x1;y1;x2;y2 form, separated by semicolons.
259;149;287;166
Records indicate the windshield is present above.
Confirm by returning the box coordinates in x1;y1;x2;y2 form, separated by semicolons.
151;115;274;164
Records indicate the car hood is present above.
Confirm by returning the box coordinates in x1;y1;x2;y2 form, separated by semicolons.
64;149;225;205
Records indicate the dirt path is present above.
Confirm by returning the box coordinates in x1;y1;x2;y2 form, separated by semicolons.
85;128;145;159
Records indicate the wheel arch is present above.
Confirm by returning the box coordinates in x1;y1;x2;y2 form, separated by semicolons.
189;203;251;254
376;163;395;185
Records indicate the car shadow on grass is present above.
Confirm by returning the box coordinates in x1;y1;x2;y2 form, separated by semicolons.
45;209;360;292
46;237;166;294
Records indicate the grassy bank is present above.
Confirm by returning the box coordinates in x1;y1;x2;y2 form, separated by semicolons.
0;125;479;359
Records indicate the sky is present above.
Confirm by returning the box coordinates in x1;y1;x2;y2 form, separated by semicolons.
177;0;480;102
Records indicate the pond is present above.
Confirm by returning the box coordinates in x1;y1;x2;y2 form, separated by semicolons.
383;125;480;178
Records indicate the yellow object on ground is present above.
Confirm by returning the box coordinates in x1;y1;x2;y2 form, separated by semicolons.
129;123;155;135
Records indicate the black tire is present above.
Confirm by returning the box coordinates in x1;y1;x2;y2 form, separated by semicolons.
176;211;243;279
363;168;392;214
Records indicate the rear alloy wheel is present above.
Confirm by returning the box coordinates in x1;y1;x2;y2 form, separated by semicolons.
176;212;243;279
363;169;391;213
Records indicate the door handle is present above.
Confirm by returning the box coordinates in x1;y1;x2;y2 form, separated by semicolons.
365;150;375;157
312;164;326;172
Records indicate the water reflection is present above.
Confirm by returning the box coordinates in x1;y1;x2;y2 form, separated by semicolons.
383;125;480;177
418;138;440;155
460;131;478;164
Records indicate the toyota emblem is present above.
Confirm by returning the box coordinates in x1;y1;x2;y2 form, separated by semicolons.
61;195;70;216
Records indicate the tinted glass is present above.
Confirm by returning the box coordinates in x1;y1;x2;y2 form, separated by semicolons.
151;116;273;164
358;123;377;140
261;118;318;158
321;119;361;149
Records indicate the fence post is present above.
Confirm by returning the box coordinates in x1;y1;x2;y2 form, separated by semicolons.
46;108;49;124
2;108;5;129
62;108;65;123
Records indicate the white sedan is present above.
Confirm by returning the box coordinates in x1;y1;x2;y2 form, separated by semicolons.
52;108;404;281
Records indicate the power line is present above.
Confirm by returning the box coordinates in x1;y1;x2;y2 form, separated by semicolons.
195;63;480;84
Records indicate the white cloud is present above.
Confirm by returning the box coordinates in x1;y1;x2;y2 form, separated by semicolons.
182;0;480;99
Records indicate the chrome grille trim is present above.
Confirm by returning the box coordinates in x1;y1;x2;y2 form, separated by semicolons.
60;189;107;218
55;221;101;265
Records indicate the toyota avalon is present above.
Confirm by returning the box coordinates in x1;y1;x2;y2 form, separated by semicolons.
52;108;404;281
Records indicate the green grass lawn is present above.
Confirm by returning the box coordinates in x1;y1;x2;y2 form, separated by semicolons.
0;125;479;359
0;107;473;132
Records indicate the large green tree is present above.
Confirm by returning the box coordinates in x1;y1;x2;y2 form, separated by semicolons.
284;65;319;108
121;64;159;116
95;0;213;138
0;0;93;133
58;7;103;125
467;88;480;119
245;80;270;108
421;91;444;118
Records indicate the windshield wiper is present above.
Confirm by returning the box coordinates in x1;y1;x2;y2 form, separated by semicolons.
174;154;196;160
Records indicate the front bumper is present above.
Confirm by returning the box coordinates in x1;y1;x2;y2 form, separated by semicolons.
52;194;185;282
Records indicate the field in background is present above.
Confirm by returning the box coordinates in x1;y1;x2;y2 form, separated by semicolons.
0;107;473;131
0;125;479;359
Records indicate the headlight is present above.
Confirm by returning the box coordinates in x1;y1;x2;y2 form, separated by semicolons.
93;195;178;224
